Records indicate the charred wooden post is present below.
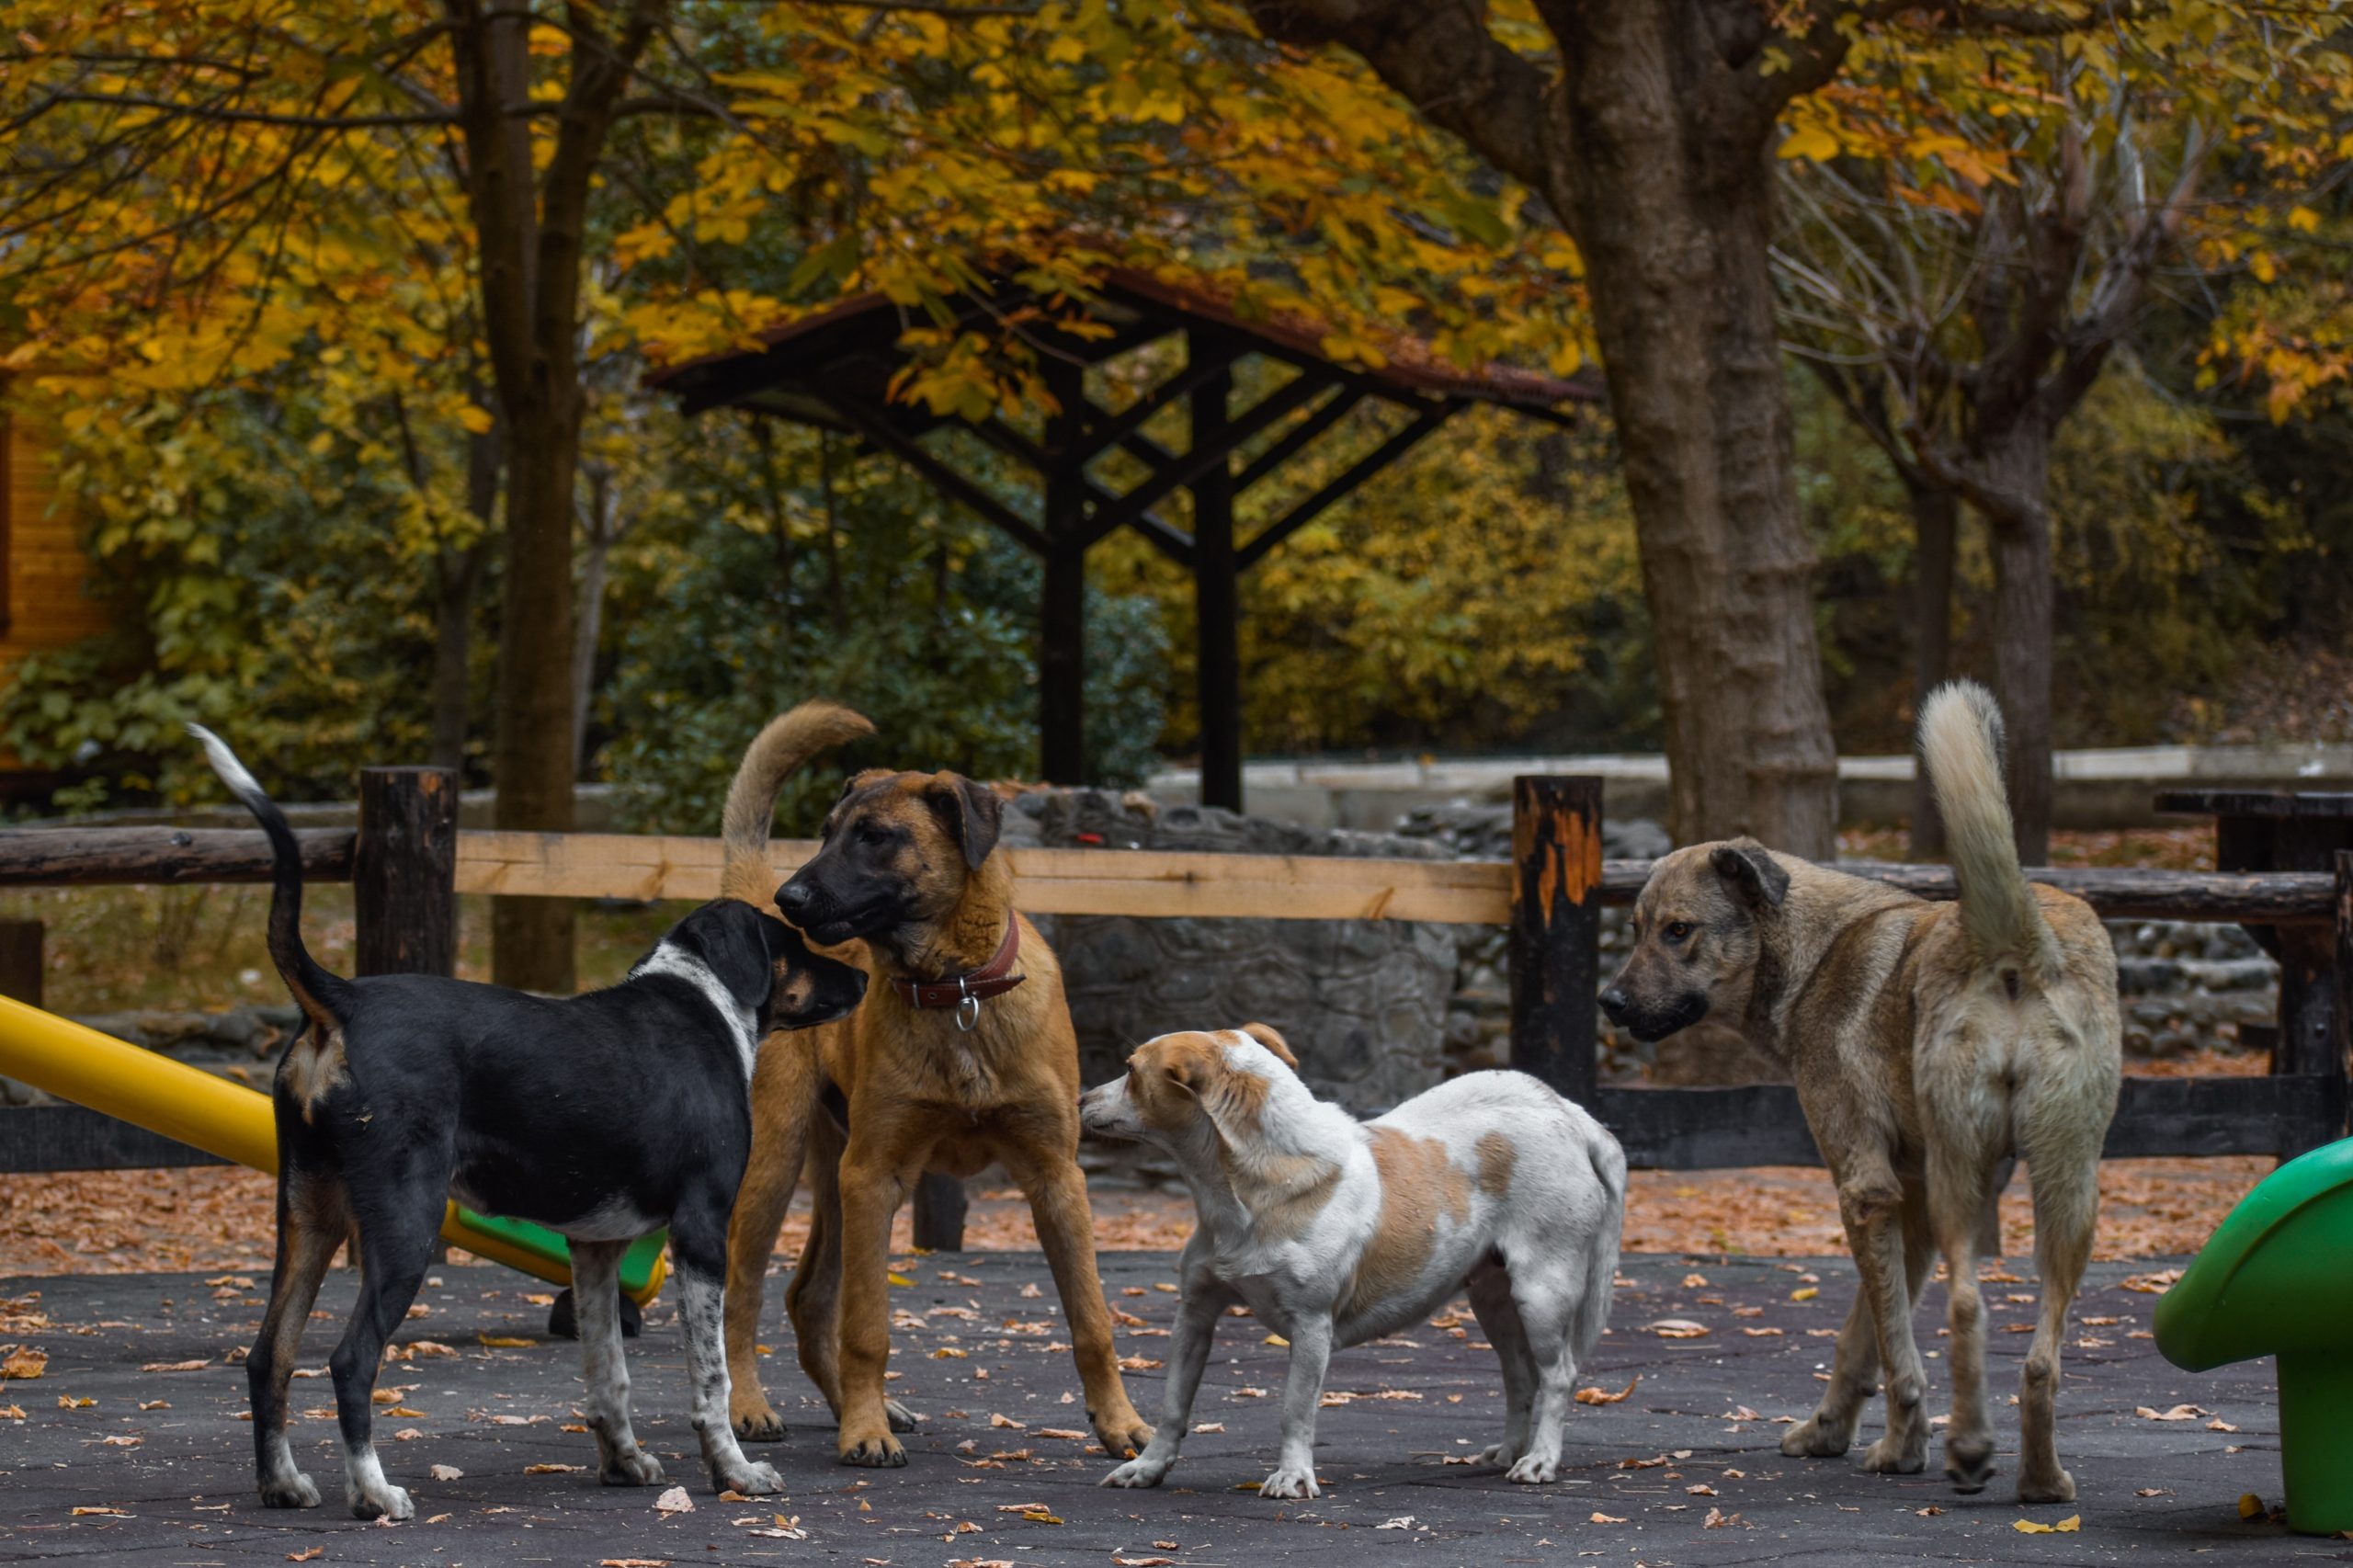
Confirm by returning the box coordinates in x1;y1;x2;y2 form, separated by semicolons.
912;1170;972;1253
1508;776;1605;1106
355;767;460;980
0;918;40;1009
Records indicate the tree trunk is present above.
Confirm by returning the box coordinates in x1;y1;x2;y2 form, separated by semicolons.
1976;423;2055;866
429;423;501;775
491;393;583;992
572;526;609;779
1546;31;1837;854
1907;477;1958;860
449;0;654;994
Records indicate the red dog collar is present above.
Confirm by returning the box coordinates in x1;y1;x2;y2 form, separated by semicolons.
890;917;1025;1028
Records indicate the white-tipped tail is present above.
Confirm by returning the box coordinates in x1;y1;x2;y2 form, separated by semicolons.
188;723;265;805
1917;681;2055;970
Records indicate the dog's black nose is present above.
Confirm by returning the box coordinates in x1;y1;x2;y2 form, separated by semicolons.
776;881;813;919
1598;986;1630;1025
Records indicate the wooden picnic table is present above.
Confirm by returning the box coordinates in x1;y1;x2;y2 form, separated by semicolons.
2156;790;2353;1089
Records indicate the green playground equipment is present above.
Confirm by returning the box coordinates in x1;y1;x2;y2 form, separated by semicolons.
2154;1136;2353;1535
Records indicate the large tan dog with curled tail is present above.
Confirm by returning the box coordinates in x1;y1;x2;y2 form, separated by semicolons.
1600;681;2120;1503
714;727;1152;1468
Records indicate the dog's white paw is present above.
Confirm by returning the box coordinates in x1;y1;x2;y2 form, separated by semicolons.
348;1481;414;1522
885;1398;920;1434
1258;1463;1320;1500
1100;1457;1170;1489
258;1471;321;1509
1506;1451;1562;1484
599;1448;665;1486
719;1460;784;1496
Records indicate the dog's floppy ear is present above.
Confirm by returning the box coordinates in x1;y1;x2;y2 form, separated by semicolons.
1238;1022;1298;1069
922;772;1002;871
1710;839;1789;909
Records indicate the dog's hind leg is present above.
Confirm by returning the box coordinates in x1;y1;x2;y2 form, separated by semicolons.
568;1240;662;1486
327;1187;441;1521
728;1042;819;1441
249;1166;347;1509
1495;1249;1595;1484
2015;1138;2097;1504
1928;1123;2009;1494
1466;1259;1534;1470
675;1201;785;1496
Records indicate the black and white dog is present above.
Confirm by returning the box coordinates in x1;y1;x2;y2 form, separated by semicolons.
195;724;867;1520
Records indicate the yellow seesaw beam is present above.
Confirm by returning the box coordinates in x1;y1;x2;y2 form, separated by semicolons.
0;992;666;1304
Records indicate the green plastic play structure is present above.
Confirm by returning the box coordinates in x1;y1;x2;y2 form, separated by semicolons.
2154;1135;2353;1535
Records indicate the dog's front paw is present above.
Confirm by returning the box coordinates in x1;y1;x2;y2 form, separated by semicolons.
718;1460;784;1496
732;1394;788;1444
1258;1463;1320;1500
1474;1440;1520;1468
1099;1456;1170;1489
1859;1433;1927;1475
837;1426;907;1469
1779;1415;1854;1459
599;1449;665;1487
258;1471;321;1509
347;1481;414;1522
885;1398;920;1434
1505;1451;1563;1484
1092;1406;1154;1460
2017;1466;2075;1505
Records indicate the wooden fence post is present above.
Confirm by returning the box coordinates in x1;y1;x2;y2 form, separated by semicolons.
0;918;41;1009
355;767;459;979
1509;776;1605;1105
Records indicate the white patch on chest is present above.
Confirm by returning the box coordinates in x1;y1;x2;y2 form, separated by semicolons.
631;940;758;1079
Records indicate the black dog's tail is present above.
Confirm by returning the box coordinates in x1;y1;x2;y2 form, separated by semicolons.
189;724;351;1032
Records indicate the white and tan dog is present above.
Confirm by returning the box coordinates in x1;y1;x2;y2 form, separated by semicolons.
1079;1026;1625;1499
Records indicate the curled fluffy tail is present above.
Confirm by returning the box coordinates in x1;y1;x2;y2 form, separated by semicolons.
1917;681;2057;971
188;725;349;1030
719;701;874;903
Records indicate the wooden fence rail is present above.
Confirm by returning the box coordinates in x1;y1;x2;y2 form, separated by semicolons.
3;775;2347;1201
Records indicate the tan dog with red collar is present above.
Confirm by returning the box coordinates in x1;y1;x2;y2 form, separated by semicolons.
719;752;1152;1468
1081;1027;1625;1498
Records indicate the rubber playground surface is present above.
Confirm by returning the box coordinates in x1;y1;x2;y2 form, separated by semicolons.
0;1251;2305;1566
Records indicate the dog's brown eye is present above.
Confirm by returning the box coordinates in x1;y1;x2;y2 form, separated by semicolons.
1665;920;1694;942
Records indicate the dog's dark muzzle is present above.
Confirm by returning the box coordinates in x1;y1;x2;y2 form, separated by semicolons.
1599;984;1709;1043
775;872;881;948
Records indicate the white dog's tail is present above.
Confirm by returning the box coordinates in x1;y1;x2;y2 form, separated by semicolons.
1918;681;2058;974
1574;1126;1627;1366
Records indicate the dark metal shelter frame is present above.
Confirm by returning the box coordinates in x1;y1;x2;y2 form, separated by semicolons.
655;268;1597;811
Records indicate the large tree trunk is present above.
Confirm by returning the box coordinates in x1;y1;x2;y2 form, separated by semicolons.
429;423;501;774
449;0;654;993
1546;27;1837;854
1906;477;1958;860
1976;422;2055;866
572;475;612;778
1232;0;1841;854
491;395;584;991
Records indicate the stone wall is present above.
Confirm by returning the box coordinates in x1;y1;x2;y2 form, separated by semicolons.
1001;789;1461;1113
